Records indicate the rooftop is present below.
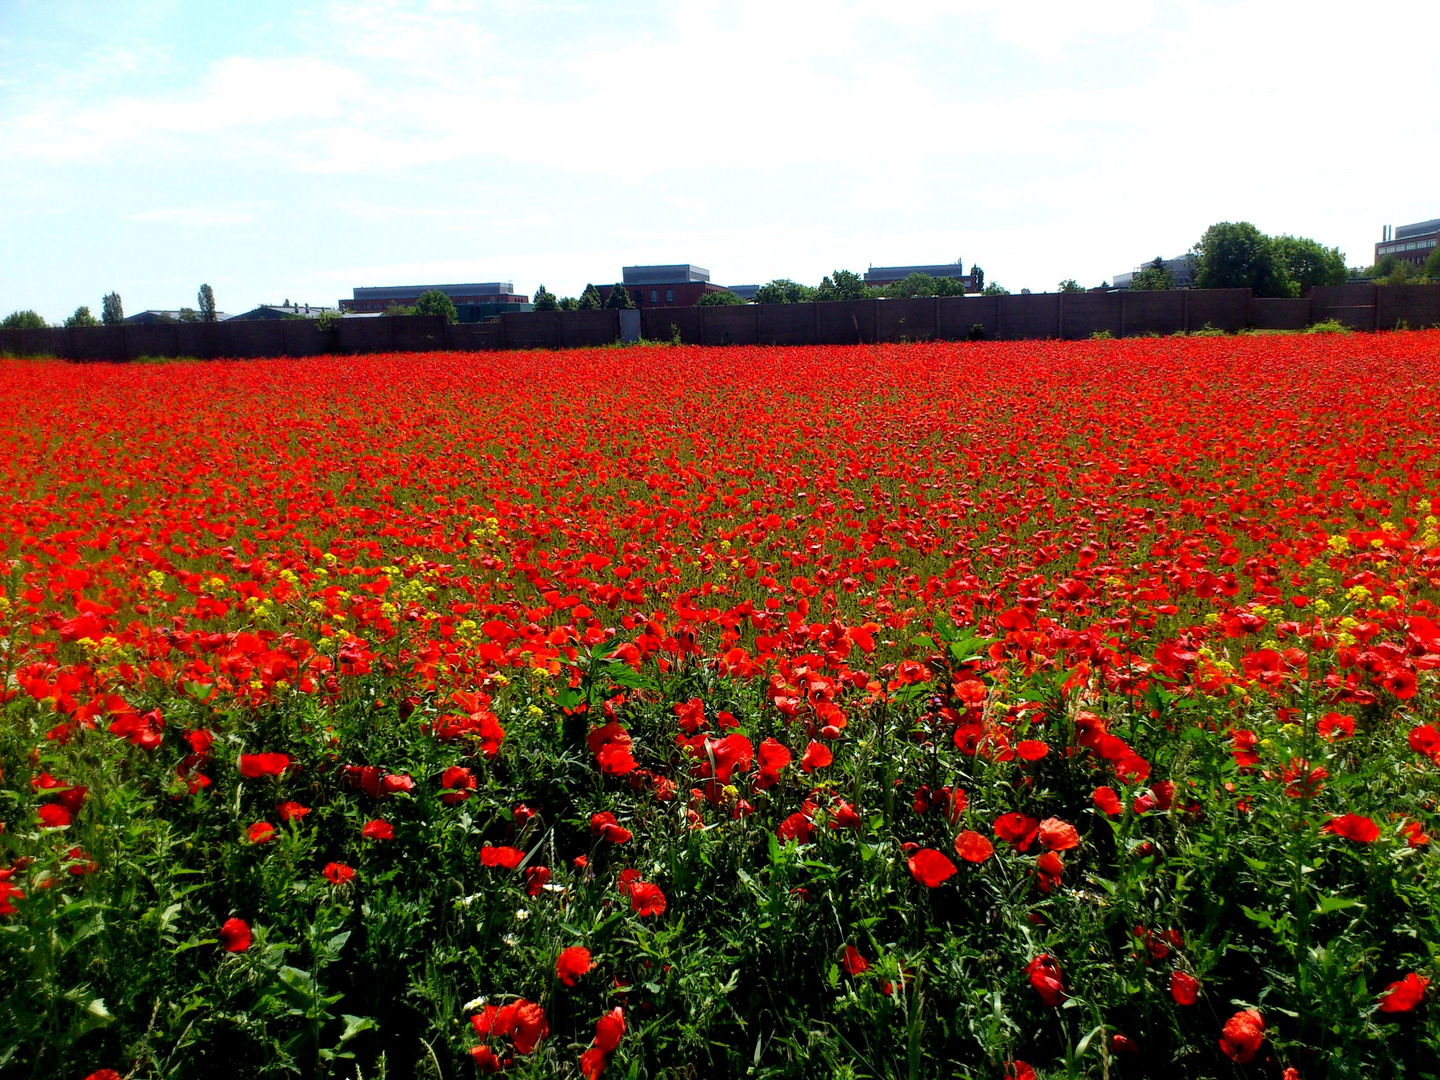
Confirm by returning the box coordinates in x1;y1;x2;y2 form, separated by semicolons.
351;283;517;300
622;265;710;285
1395;219;1440;240
863;262;968;283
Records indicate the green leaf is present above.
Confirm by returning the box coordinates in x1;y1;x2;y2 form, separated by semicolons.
1316;895;1364;915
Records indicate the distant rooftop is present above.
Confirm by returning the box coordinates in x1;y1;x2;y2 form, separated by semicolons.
863;262;968;284
351;283;516;301
622;265;710;285
1396;219;1440;240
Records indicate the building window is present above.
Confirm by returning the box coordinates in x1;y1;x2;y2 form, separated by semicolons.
650;290;660;303
633;290;643;305
665;289;674;303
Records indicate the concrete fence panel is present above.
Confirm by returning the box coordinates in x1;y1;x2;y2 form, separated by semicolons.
70;326;127;361
816;299;877;344
1058;292;1121;339
281;320;329;357
997;294;1059;340
446;322;502;351
1312;284;1377;330
1249;298;1312;331
936;296;997;340
877;298;938;342
699;304;760;346
559;309;620;348
757;302;819;345
392;315;448;353
499;312;560;350
125;324;180;359
337;317;395;354
1114;291;1179;337
640;307;700;343
18;328;71;357
1186;289;1250;332
1376;284;1440;329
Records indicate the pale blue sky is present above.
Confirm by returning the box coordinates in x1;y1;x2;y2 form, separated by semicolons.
3;0;1437;321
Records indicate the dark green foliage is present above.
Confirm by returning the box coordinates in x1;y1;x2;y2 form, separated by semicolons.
754;279;818;304
532;286;559;312
65;306;99;328
604;284;635;310
1273;236;1347;294
816;270;874;302
102;293;124;326
413;290;459;323
1192;222;1296;298
3;310;48;330
1129;258;1174;292
578;284;605;310
198;284;217;323
696;289;747;306
1058;279;1085;294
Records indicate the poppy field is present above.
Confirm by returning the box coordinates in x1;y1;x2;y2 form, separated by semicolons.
3;333;1440;1079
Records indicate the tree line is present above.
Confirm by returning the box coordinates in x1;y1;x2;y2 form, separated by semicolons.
3;286;217;330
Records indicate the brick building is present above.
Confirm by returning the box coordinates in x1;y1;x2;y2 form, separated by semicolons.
1375;220;1439;268
863;261;978;290
601;265;727;308
339;283;531;322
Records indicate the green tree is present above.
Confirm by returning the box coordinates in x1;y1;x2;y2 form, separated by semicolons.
981;282;1009;296
696;289;747;306
532;285;559;312
177;308;200;323
1129;258;1173;291
1058;279;1085;294
578;284;604;310
2;310;47;329
414;289;459;322
558;296;579;311
1422;247;1440;280
815;270;873;302
198;283;217;322
64;306;99;327
1192;221;1295;297
754;279;817;304
605;283;635;310
879;273;939;299
1272;235;1346;294
970;265;985;291
101;292;124;325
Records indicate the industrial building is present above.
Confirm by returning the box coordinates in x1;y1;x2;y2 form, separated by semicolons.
601;265;727;308
1113;255;1197;290
339;283;531;321
1375;220;1440;268
862;261;978;290
229;303;338;321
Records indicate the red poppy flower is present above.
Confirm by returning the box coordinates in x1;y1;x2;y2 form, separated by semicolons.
1322;814;1380;843
776;811;815;843
470;1045;502;1073
1016;739;1048;762
511;999;548;1054
954;830;994;863
1025;953;1065;1005
1170;970;1199;1005
907;848;957;888
799;740;833;772
440;765;476;804
556;945;592;986
238;752;290;779
247;822;275;844
1037;817;1080;851
579;1047;606;1080
361;819;394;841
37;803;71;828
1005;1063;1035;1080
1035;850;1064;893
842;945;869;975
755;737;791;789
481;845;525;868
83;1072;123;1080
594;1006;625;1052
276;800;310;821
629;881;666;917
993;813;1040;851
1092;786;1123;816
589;812;633;844
1409;725;1440;762
524;865;551;896
323;862;356;885
1218;1009;1264;1063
1317;712;1354;741
218;917;252;953
1378;972;1429;1013
829;801;861;830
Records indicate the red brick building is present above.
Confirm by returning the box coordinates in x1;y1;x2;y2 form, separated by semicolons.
601;265;727;308
1375;220;1439;269
339;282;530;321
